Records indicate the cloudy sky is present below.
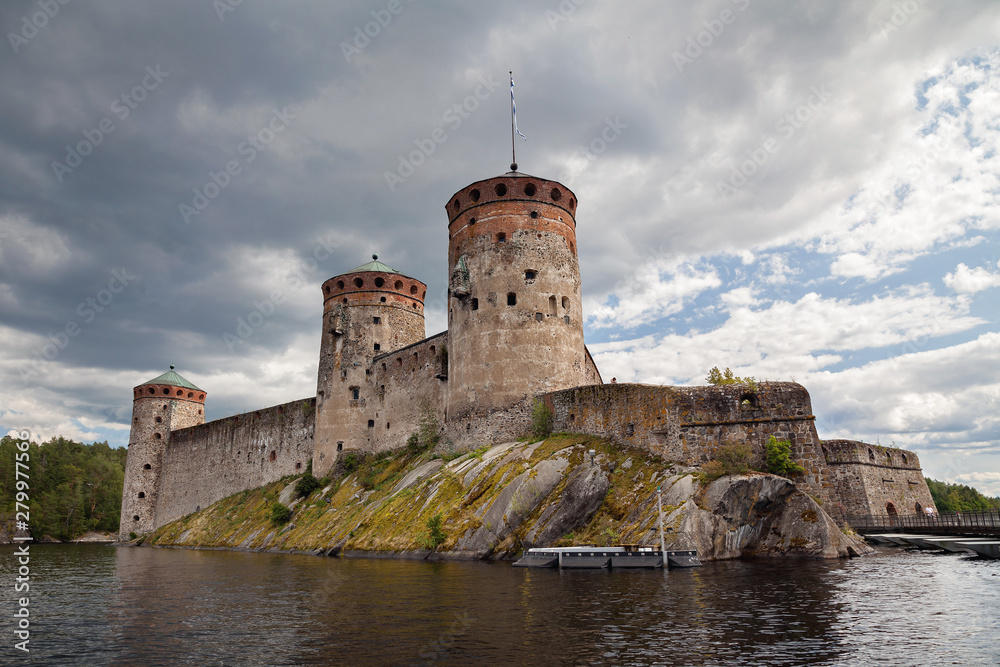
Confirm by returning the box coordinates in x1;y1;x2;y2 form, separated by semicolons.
2;1;998;494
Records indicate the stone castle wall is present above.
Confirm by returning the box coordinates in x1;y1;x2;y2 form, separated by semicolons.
820;439;936;517
152;398;315;528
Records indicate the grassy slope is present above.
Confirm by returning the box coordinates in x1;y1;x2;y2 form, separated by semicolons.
146;434;691;556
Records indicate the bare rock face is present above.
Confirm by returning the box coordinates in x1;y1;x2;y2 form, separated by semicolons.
676;474;872;560
454;457;569;558
522;462;609;549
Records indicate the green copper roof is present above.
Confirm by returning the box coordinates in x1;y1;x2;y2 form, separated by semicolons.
142;366;202;391
347;254;414;279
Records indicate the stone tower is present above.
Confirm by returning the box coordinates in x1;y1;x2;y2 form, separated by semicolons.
445;170;590;420
118;367;205;539
313;256;427;474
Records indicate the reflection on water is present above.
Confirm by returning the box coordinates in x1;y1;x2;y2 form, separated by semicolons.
0;544;997;665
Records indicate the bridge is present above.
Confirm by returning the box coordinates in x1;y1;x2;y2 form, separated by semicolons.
847;509;1000;537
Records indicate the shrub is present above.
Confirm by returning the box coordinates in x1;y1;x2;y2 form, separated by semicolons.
406;433;422;453
270;502;292;525
128;531;137;541
764;436;804;477
531;399;553;440
417;404;440;449
295;461;321;499
700;443;752;482
421;513;447;550
706;366;758;392
342;453;360;473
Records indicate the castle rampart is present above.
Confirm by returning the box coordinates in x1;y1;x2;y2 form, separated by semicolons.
820;439;935;517
153;397;315;528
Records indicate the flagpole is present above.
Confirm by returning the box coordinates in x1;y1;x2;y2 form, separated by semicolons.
509;71;516;170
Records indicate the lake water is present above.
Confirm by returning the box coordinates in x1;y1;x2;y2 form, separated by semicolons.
1;544;998;666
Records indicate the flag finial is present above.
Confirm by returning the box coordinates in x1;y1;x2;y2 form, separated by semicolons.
510;71;526;171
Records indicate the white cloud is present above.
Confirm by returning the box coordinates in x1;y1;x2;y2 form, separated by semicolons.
943;261;1000;294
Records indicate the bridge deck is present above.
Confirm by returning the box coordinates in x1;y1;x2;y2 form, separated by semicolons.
848;509;1000;537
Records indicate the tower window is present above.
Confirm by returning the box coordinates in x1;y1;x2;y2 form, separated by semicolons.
507;292;517;306
154;433;162;440
470;188;481;201
296;461;302;470
373;317;381;324
472;298;479;310
133;515;140;522
496;232;506;243
495;183;507;196
342;298;348;304
563;316;570;324
351;387;360;400
550;188;562;201
524;183;537;196
337;441;343;451
394;280;403;289
367;420;375;428
410;285;418;295
535;312;543;321
530;211;538;219
549;295;557;315
525;270;536;281
270;451;277;462
155;416;162;423
354;278;364;288
374;343;380;351
380;296;386;302
562;296;569;310
143;464;151;470
138;492;145;498
374;277;384;288
337;280;345;289
469;217;476;225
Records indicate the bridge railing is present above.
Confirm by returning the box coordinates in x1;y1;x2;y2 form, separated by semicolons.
847;509;1000;534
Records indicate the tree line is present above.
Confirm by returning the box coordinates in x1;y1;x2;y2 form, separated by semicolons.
926;478;1000;513
0;435;127;541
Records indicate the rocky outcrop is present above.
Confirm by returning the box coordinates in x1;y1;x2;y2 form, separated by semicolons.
674;475;870;560
147;435;870;561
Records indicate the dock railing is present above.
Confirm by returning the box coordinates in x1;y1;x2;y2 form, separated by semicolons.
847;509;1000;536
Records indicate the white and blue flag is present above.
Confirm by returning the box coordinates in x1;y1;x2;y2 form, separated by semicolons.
511;74;526;140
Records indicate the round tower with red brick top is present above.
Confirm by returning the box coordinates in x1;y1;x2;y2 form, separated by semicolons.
445;170;589;420
313;256;427;474
118;367;206;539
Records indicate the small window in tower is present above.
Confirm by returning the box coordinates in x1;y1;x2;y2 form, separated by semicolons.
495;183;507;196
430;346;436;355
569;197;575;208
143;463;151;470
386;422;390;429
162;388;169;395
374;343;381;351
324;285;330;295
472;298;479;310
530;211;538;219
496;232;506;243
155;416;162;423
337;280;345;289
337;441;343;451
367;420;375;428
138;491;145;498
394;280;403;289
868;448;875;462
187;392;193;398
470;188;481;201
351;387;360;400
133;515;140;522
469;217;476;225
154;433;162;440
549;295;557;315
524;183;537;196
525;270;536;281
397;358;402;367
382;363;387;371
380;296;386;303
296;461;302;470
562;296;569;310
198;409;202;415
507;292;517;306
374;277;384;288
353;277;363;288
410;285;418;295
373;317;381;324
535;312;543;321
342;298;348;304
134;418;138;423
563;316;570;324
550;187;562;201
269;451;277;462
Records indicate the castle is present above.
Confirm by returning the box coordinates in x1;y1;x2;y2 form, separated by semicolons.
119;168;935;540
